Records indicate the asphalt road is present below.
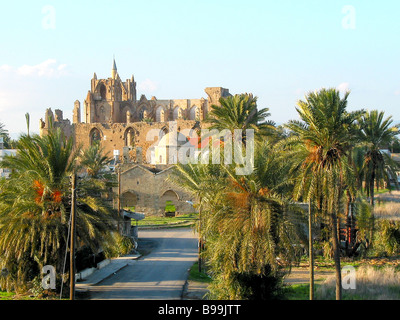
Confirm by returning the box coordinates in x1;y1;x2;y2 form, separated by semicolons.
87;228;198;300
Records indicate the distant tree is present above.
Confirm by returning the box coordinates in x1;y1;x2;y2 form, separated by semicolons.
206;93;276;142
355;110;400;207
79;141;111;177
0;121;16;149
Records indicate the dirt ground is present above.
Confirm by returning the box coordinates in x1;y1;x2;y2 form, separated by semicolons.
284;267;333;285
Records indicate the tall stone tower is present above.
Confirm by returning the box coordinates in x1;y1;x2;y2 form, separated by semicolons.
73;100;81;124
83;58;137;123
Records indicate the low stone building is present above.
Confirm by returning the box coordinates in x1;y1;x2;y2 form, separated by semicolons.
117;164;194;216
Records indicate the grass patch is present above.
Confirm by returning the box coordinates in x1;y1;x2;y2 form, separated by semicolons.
0;291;16;300
188;262;212;283
0;291;64;300
165;201;176;213
285;284;315;300
135;213;198;227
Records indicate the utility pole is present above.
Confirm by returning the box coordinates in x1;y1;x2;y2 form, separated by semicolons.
70;173;77;300
117;165;121;233
198;197;202;273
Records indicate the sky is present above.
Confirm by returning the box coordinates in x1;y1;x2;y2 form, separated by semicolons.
0;0;399;138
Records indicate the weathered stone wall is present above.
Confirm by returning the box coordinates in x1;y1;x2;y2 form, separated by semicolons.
116;164;195;216
72;119;204;163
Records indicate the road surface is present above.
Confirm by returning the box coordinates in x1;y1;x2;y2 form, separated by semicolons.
88;227;198;300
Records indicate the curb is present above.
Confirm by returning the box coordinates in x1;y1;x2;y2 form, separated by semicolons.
76;254;141;291
138;222;195;230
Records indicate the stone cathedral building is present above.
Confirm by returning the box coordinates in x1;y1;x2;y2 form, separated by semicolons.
39;59;231;215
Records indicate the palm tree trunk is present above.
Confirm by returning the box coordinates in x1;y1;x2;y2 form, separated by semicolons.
331;212;342;300
369;171;375;247
370;173;375;207
309;200;314;300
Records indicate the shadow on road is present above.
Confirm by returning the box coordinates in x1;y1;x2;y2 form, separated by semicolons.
137;238;159;257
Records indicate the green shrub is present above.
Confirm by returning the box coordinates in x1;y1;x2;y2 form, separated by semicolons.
372;220;400;256
104;233;136;258
208;265;287;300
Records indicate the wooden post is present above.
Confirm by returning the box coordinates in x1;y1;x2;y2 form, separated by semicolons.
117;166;121;233
198;197;202;273
70;173;77;300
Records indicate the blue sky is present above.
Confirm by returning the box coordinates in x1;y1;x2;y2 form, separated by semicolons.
0;0;399;138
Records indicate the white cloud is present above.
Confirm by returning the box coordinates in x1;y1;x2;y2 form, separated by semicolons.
17;59;68;78
138;78;158;93
337;82;350;93
0;65;13;72
0;59;69;78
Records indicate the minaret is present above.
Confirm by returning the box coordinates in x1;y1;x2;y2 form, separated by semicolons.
111;57;117;80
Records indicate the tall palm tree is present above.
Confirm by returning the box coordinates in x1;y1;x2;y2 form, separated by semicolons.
285;88;360;300
206;93;276;142
171;141;304;299
356;110;400;207
169;160;226;272
0;129;120;292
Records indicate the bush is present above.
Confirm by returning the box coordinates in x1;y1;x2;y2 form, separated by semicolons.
208;265;287;300
103;232;136;258
371;220;400;256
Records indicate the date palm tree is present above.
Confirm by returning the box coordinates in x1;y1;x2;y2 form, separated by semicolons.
355;110;400;206
0;128;120;292
170;140;305;299
79;141;111;177
285;88;360;300
206;93;276;142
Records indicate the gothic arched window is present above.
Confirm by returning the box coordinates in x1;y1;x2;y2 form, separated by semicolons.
100;84;107;100
90;128;101;145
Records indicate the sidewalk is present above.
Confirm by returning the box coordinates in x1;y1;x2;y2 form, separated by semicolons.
182;280;209;300
75;253;141;292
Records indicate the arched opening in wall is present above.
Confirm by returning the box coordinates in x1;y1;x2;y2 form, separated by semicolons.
160;190;179;217
173;107;182;120
89;128;102;145
189;106;199;120
124;127;135;147
122;106;132;123
140;109;149;121
122;191;137;211
156;106;165;122
100;84;107;100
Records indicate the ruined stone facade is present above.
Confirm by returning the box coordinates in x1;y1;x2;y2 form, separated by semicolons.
39;59;231;215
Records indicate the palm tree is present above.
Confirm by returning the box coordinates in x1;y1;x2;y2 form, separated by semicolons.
356;110;400;207
0;128;120;292
169;160;226;272
79;141;111;177
206;93;276;142
171;141;304;299
285;88;360;300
